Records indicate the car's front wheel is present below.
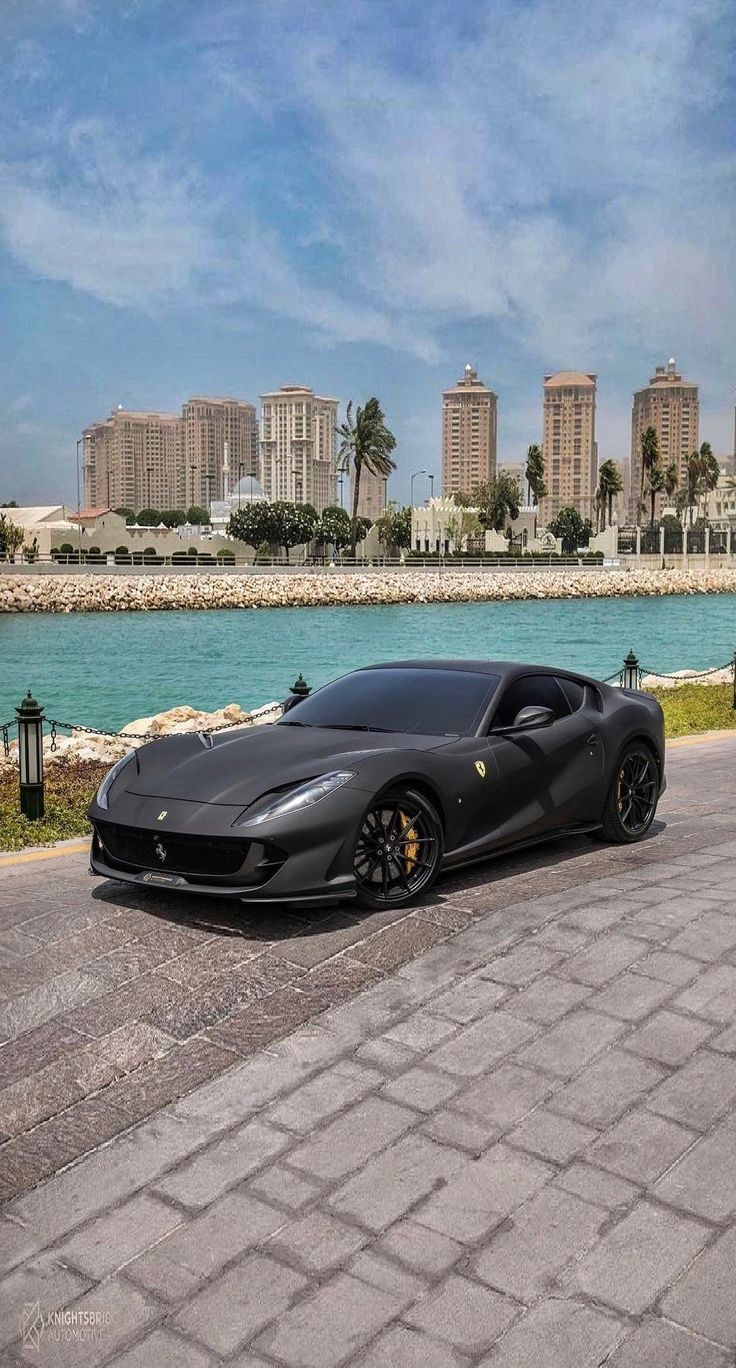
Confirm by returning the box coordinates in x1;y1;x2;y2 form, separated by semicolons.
596;743;660;844
353;787;444;909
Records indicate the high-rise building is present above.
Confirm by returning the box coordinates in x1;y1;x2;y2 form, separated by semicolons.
538;372;597;525
441;365;498;497
82;408;183;512
630;360;699;520
260;385;338;513
183;397;258;511
350;466;387;522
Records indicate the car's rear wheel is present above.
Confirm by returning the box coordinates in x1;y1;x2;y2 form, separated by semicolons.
596;743;660;844
353;787;444;909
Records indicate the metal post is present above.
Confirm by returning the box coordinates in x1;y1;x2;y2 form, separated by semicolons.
622;649;640;691
75;437;83;562
289;674;311;698
732;650;736;711
16;690;45;820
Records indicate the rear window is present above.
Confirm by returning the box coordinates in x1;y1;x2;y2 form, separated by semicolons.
278;667;501;736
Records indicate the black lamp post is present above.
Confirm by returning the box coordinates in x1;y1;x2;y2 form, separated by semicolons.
16;690;44;820
622;649;640;691
289;673;311;698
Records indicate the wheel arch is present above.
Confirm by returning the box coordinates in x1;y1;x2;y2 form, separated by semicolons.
372;773;448;835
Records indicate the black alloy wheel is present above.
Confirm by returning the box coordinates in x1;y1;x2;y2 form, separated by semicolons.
598;743;659;843
353;787;444;909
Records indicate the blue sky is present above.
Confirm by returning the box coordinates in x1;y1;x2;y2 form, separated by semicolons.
1;0;734;506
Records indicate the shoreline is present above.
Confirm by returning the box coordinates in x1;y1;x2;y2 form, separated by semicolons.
2;567;736;613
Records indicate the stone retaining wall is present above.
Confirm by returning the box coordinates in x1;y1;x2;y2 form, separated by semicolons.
2;567;736;613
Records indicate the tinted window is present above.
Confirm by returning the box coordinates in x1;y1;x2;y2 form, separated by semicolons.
491;674;571;729
278;668;500;736
559;678;585;712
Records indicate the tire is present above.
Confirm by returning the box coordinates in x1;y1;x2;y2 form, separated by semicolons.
353;786;444;909
596;743;660;844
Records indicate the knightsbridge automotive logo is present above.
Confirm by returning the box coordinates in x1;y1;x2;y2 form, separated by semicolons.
21;1301;112;1351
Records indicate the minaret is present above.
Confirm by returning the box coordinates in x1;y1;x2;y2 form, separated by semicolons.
223;439;230;502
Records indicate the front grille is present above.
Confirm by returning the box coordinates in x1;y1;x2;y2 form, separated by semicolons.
95;821;283;885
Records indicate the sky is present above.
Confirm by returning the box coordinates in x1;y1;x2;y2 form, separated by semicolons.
0;0;734;507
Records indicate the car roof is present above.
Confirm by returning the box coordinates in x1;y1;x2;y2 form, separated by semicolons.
359;660;598;685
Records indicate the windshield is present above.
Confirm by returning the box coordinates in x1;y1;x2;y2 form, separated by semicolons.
278;667;500;736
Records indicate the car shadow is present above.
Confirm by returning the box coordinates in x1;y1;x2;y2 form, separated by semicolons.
90;817;667;943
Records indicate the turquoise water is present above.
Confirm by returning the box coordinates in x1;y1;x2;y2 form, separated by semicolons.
1;595;735;732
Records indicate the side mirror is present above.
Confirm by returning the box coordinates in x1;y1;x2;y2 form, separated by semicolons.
493;704;555;735
512;705;554;730
281;694;303;715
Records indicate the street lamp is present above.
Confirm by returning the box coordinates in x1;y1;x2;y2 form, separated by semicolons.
622;649;640;691
238;462;245;509
291;468;304;505
190;465;197;514
411;469;427;507
428;474;435;500
146;466;153;512
75;437;83;561
204;473;214;522
16;690;44;820
382;477;388;513
338;475;345;509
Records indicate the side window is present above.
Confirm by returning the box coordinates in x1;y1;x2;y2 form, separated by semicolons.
558;678;585;713
491;674;571;729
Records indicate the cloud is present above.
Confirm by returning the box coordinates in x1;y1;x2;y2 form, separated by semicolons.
0;0;734;397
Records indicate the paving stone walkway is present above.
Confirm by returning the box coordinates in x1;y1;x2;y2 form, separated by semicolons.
2;734;736;1364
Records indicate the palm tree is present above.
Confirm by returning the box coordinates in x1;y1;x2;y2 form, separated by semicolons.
698;442;719;523
638;427;660;525
663;461;679;504
337;398;397;552
647;465;665;527
525;445;547;506
596;459;624;529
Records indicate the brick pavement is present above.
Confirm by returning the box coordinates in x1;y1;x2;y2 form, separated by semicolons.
1;734;736;1364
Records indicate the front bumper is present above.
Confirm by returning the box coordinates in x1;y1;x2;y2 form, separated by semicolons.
88;784;371;904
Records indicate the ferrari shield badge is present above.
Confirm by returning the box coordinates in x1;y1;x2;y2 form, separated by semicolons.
475;761;486;778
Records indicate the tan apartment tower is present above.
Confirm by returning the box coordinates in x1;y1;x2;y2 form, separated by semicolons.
630;360;699;521
260;385;338;513
350;466;387;522
83;408;183;512
183;397;258;511
538;372;597;525
442;365;497;497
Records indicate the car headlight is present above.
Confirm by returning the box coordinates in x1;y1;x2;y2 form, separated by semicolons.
237;770;356;827
95;750;136;810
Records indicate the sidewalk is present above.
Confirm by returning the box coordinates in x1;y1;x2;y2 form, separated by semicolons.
1;736;736;1365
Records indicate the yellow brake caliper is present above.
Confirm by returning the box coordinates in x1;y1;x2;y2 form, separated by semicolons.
399;810;419;875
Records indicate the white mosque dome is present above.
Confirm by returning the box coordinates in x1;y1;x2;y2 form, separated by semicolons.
229;475;269;505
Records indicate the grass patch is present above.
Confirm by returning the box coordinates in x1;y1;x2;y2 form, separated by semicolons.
0;759;107;853
652;682;736;738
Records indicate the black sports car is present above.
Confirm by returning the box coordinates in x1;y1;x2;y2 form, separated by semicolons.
89;660;666;909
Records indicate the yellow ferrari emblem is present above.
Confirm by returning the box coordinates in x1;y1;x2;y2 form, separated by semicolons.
475;761;486;778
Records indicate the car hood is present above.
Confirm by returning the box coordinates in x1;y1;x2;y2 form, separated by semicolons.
121;723;449;807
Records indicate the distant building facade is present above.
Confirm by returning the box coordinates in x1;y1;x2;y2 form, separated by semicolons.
260;385;338;513
83;409;183;512
630;360;699;521
83;396;258;513
183;397;258;511
442;365;498;497
538;371;597;525
351;466;387;522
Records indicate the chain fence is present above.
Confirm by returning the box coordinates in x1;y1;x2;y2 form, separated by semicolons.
3;652;736;760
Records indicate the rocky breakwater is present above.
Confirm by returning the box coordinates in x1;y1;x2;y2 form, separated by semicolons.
2;566;736;613
0;700;281;773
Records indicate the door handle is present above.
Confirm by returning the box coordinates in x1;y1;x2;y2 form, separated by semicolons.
586;732;599;748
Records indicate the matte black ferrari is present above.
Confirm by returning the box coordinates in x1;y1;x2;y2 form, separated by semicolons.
89;660;666;909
